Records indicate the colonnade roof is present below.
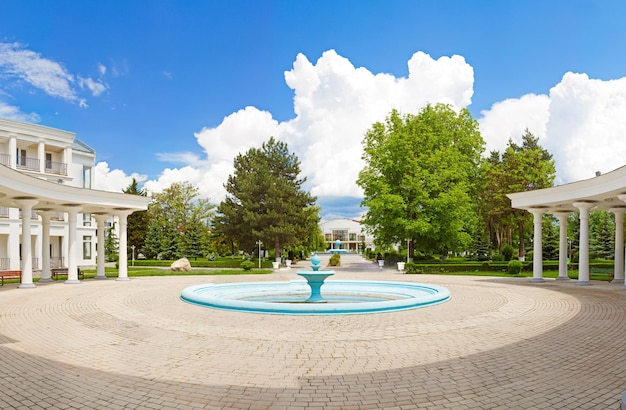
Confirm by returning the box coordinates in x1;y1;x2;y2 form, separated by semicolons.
0;164;150;214
507;165;626;213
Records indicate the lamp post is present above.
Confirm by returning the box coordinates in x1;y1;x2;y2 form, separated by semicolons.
256;240;263;269
131;245;135;267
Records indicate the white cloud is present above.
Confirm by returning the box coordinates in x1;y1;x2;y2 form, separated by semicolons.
99;50;475;209
0;42;108;118
479;93;550;154
98;63;107;76
0;42;77;101
78;75;108;96
94;162;147;193
479;72;626;184
0;100;41;123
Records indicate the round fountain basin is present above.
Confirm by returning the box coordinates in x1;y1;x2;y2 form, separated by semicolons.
180;280;450;315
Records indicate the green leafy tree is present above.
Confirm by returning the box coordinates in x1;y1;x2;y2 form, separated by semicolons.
357;104;485;258
123;178;149;258
143;182;214;259
215;137;319;259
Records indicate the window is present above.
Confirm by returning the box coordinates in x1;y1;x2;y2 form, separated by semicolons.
45;152;52;169
349;233;356;241
332;230;348;241
83;213;92;227
17;149;26;166
83;236;92;259
83;166;92;189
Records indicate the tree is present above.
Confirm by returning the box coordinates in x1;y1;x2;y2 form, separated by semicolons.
123;178;149;258
483;129;556;257
590;210;614;259
104;222;119;262
215;137;319;259
143;182;214;259
357;104;485;258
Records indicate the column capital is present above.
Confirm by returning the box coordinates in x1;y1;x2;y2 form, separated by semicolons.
573;201;596;211
610;206;626;214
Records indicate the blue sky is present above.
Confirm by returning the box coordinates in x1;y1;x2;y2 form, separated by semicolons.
2;1;626;219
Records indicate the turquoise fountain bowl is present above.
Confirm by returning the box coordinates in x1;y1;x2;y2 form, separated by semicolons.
181;280;450;315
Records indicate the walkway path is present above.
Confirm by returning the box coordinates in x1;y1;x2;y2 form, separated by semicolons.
1;255;625;409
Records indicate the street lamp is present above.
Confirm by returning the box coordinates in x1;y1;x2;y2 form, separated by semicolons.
256;240;263;269
131;245;135;267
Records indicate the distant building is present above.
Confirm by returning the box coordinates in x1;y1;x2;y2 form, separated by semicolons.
0;118;149;286
319;218;374;253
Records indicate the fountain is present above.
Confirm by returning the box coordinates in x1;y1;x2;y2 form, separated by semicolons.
296;253;334;302
180;253;450;315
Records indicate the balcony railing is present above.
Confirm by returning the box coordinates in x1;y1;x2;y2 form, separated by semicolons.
0;153;9;167
16;156;40;172
45;160;68;175
0;207;9;218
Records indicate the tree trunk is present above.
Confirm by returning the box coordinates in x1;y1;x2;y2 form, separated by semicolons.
274;239;281;262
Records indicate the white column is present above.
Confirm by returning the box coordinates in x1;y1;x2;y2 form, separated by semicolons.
16;198;39;288
9;136;16;169
610;207;625;284
39;210;53;282
94;214;107;279
529;208;545;283
555;212;570;280
38;141;45;173
116;210;131;281
65;206;82;284
574;202;595;286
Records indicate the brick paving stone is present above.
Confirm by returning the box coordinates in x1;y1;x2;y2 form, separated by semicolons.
1;254;626;408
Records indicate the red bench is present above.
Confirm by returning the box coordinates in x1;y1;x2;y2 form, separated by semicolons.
0;270;22;286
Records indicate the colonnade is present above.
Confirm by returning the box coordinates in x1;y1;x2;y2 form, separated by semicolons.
528;201;626;287
14;198;132;288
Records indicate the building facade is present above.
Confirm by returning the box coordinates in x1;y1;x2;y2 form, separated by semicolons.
0;118;150;286
319;218;374;253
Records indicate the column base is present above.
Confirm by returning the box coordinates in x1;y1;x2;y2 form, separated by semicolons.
530;278;545;283
38;278;54;283
555;276;570;281
576;280;592;286
94;276;108;280
64;279;81;284
116;277;130;282
18;283;36;289
611;278;625;284
620;284;626;290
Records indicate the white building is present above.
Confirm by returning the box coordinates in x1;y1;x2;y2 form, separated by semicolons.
319;218;374;253
0;118;150;286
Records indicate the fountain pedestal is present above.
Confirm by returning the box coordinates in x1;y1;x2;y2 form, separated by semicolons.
296;253;335;303
296;271;335;302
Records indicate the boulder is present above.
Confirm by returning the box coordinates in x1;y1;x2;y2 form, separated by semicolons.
171;257;191;272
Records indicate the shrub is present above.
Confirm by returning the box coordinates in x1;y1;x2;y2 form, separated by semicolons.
404;262;423;274
329;253;341;266
240;260;254;271
501;245;514;261
507;259;523;275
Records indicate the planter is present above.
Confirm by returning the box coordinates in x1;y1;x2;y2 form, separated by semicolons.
272;262;280;270
286;260;292;269
378;260;384;269
397;262;406;272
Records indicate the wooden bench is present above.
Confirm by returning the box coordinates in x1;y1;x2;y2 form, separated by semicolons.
590;266;614;281
0;270;22;286
51;267;84;280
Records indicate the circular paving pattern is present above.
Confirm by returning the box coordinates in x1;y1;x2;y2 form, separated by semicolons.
1;257;626;409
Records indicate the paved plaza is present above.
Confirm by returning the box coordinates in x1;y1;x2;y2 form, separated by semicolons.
1;254;626;409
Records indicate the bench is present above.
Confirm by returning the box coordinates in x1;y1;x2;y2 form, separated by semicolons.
51;267;84;280
590;267;614;282
0;270;22;286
